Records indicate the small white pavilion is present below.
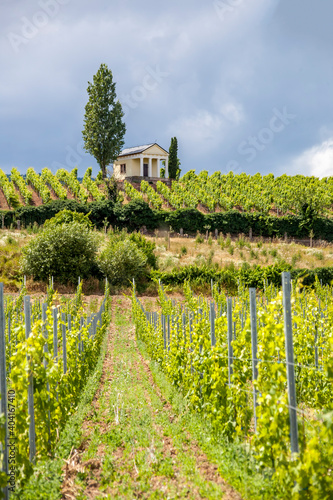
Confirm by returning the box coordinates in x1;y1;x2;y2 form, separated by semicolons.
113;143;169;180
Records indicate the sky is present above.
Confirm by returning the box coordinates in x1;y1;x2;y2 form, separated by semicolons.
1;0;332;178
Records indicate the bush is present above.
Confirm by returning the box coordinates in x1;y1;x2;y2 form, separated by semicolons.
128;231;157;269
21;222;98;284
195;232;204;244
44;209;93;229
98;239;147;286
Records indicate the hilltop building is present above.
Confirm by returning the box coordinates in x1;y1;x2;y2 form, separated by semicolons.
113;143;169;181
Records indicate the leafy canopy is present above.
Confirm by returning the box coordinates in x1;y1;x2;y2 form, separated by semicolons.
21;222;98;284
82;63;126;178
44;209;93;229
168;137;181;180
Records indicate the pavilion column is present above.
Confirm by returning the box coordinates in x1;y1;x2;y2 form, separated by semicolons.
165;157;169;179
156;157;160;178
140;156;143;176
148;157;152;177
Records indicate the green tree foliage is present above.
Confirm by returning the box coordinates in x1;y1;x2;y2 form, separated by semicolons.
21;222;98;284
44;209;93;229
104;175;119;202
82;63;126;178
168;137;181;179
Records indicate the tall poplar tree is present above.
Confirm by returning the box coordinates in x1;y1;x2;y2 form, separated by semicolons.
168;137;181;179
82;64;126;178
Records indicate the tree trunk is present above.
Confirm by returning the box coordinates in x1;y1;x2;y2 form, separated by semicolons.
101;163;107;179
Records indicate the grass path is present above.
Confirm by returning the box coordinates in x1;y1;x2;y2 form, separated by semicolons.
61;298;242;500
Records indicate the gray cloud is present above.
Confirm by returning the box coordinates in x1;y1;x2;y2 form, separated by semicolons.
0;0;332;177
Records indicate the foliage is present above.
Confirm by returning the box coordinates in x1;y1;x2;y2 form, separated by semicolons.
82;167;106;201
98;236;147;286
150;263;333;292
168;137;180;180
43;209;93;229
104;175;119;202
82;63;126;178
26;168;51;204
4;285;110;488
21;222;98;284
41;168;67;200
56;168;88;202
140;180;163;209
129;231;157;269
0;169;21;208
113;199;158;231
3;194;333;243
133;281;333;498
11;168;32;204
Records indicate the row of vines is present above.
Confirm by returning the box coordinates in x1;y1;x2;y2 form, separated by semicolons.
124;172;333;216
0;168;105;209
133;277;333;498
0;281;111;493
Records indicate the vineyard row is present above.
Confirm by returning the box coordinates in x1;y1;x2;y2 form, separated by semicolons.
0;167;106;209
133;275;333;498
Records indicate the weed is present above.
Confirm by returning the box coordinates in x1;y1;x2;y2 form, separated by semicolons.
180;245;187;256
218;236;225;249
269;248;278;258
207;249;215;266
314;251;324;261
195;232;204;245
6;236;17;246
236;235;246;249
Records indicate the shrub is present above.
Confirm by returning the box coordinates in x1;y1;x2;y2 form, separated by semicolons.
21;222;98;284
195;232;204;244
236;235;246;248
269;248;278;258
314;251;324;261
44;209;93;229
180;245;187;256
98;239;147;286
129;231;157;269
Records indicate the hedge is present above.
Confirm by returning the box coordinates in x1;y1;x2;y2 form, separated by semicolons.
150;264;333;291
1;199;333;242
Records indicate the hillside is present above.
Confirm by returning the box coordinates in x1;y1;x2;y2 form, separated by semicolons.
123;171;333;217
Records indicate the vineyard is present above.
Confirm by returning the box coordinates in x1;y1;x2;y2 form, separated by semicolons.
0;168;106;209
4;167;333;218
0;272;332;497
123;171;333;216
133;275;333;498
0;280;110;497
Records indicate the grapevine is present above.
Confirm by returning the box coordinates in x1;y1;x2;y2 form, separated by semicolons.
26;168;51;204
133;280;333;498
41;168;67;200
10;168;32;205
0;170;21;208
82;167;106;201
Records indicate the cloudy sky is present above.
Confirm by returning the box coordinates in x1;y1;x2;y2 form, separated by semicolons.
1;0;332;178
